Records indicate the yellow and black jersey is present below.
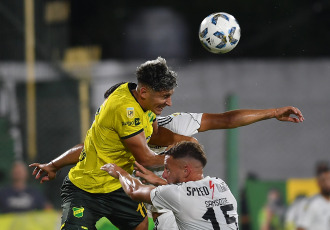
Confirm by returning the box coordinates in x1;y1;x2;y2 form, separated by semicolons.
69;82;156;193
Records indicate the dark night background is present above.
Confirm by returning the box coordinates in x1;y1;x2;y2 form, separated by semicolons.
0;0;329;61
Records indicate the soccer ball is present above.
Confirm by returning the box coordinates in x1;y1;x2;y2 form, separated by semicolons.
199;12;241;54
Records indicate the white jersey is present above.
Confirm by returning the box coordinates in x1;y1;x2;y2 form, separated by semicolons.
296;194;330;230
150;176;239;230
150;112;203;154
146;112;204;229
284;196;308;230
148;112;203;179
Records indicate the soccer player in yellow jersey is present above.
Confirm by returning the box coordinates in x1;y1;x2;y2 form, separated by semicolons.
30;57;192;230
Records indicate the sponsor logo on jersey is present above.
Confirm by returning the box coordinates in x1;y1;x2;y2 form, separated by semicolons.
186;186;210;196
216;182;229;192
72;207;84;218
122;121;135;126
127;107;135;118
209;180;215;199
135;118;140;125
122;118;140;126
172;112;181;117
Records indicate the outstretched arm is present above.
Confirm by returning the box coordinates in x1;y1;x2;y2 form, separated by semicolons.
101;163;155;204
199;106;304;132
149;126;198;146
29;143;83;183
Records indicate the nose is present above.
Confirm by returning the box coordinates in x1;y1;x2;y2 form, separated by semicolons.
165;97;172;106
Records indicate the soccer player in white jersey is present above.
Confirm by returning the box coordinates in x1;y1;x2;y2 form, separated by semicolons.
296;163;330;230
147;109;304;229
101;141;239;230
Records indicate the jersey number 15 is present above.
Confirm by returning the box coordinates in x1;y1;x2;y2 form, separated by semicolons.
202;204;238;230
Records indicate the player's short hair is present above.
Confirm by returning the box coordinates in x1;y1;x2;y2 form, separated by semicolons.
136;57;177;92
166;141;207;167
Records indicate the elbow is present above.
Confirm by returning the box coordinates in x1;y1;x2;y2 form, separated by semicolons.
129;192;140;201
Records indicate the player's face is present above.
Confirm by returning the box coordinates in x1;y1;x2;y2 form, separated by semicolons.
318;171;330;197
162;155;183;184
145;89;174;115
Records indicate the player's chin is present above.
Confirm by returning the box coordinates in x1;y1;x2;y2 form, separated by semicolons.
153;107;165;115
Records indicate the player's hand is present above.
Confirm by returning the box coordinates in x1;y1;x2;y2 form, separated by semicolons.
101;163;121;179
134;161;167;186
275;106;304;123
29;162;57;184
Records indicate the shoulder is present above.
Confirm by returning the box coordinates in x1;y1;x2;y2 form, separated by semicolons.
151;184;182;204
108;84;143;115
304;194;324;210
152;184;182;196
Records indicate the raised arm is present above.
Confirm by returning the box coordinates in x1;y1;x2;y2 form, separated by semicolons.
101;163;155;204
29;143;83;183
148;126;198;146
199;106;304;132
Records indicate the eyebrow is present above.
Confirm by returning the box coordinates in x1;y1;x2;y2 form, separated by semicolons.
162;92;172;97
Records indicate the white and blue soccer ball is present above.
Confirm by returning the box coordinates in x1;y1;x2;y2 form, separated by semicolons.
199;12;241;54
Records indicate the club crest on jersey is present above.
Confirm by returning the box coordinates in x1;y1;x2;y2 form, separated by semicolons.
127;107;135;118
72;207;84;218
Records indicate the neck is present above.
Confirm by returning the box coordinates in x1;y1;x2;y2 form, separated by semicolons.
132;87;147;111
186;173;204;182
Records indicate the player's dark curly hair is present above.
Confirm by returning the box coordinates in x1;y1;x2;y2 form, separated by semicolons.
136;57;177;92
165;141;207;167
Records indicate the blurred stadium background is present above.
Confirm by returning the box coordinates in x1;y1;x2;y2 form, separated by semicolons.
0;0;329;229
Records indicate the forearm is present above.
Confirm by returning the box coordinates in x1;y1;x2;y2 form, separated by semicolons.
200;109;276;131
118;169;155;203
149;126;196;146
226;109;276;127
123;132;165;168
138;152;165;168
51;143;83;169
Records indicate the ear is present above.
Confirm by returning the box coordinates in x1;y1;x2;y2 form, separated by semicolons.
139;86;149;99
183;165;191;178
